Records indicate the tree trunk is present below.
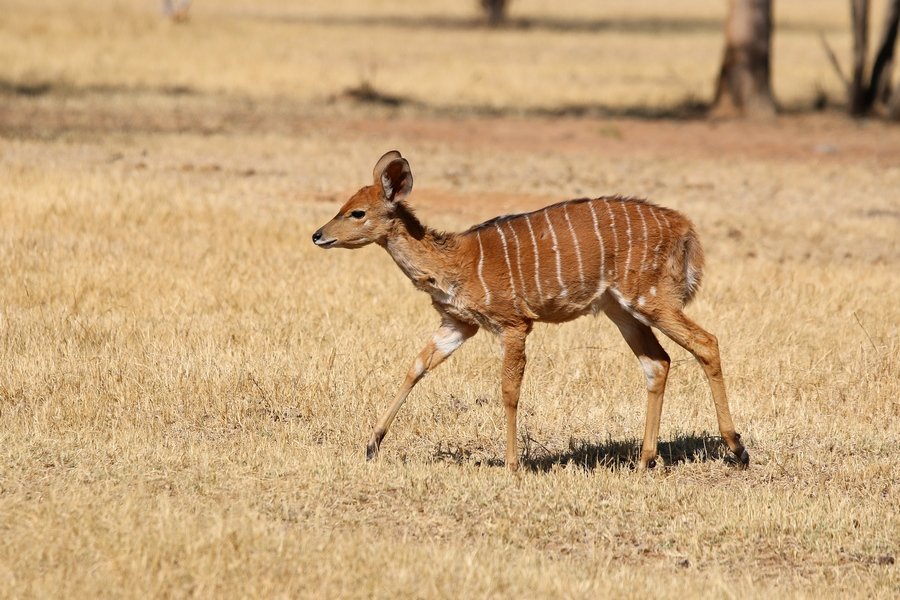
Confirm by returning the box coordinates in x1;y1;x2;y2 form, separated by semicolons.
712;0;777;118
867;0;900;111
480;0;508;27
889;87;900;119
849;0;900;117
850;0;870;114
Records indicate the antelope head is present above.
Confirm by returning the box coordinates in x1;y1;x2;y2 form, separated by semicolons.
312;151;413;249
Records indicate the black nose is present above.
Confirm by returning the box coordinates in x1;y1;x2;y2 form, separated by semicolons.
312;229;322;243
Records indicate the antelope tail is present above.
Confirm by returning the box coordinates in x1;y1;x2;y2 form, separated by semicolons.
678;228;705;306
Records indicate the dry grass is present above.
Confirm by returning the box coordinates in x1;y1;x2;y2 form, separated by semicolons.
1;1;899;598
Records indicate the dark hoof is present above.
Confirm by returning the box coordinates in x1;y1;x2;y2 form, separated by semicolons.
366;442;379;461
637;452;658;471
726;448;750;469
366;429;385;461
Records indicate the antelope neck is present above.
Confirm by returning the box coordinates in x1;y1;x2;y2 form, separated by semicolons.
379;206;455;285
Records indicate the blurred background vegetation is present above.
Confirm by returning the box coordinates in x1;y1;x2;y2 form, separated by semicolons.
2;0;898;120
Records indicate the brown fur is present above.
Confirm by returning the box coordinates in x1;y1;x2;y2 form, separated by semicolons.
313;152;749;471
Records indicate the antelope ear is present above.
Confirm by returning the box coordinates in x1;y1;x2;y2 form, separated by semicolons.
372;150;402;182
379;158;413;202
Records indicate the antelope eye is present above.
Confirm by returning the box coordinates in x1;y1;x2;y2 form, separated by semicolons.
349;210;366;219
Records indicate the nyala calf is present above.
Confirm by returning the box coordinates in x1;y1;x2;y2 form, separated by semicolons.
313;151;748;471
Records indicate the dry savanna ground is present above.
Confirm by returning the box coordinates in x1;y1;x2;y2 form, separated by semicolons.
1;0;899;598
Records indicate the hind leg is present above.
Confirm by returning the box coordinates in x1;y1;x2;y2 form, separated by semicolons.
604;302;671;470
652;308;749;467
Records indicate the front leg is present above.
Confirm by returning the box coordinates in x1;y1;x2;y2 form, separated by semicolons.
500;323;531;471
366;315;478;460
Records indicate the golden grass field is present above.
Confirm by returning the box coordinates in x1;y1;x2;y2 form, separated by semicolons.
1;0;899;597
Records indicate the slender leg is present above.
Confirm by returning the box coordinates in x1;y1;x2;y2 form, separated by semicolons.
366;314;478;460
500;323;530;471
604;302;670;470
653;308;749;467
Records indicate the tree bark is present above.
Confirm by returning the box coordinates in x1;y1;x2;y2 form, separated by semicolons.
712;0;777;118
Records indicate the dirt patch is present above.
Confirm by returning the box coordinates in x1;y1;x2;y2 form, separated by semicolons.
342;112;900;167
3;89;898;168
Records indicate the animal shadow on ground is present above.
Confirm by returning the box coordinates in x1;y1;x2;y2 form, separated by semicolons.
525;432;733;472
433;432;732;472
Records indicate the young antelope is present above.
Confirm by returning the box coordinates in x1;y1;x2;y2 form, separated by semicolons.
312;151;749;471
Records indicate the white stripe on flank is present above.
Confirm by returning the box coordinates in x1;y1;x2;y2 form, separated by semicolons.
524;214;544;301
505;221;529;306
658;210;671;232
476;230;491;305
605;201;618;282
648;207;663;270
622;202;633;288
563;205;585;286
543;208;568;297
494;223;517;300
587;201;606;292
637;203;649;275
658;211;671;271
